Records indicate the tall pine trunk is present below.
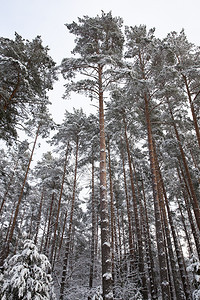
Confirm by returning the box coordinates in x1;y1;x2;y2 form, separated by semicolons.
98;65;113;300
144;94;171;299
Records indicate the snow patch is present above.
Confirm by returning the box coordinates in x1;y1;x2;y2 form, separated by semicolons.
103;272;112;280
103;242;111;247
100;185;106;190
105;291;114;299
161;280;169;286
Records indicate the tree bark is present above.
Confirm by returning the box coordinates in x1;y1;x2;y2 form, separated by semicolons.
60;136;79;300
120;147;135;267
57;207;68;258
168;102;200;231
43;187;55;253
176;196;193;257
89;151;97;299
182;75;200;148
7;124;40;251
122;113;148;299
107;140;115;286
140;176;158;299
177;165;200;260
144;94;171;299
34;189;44;245
154;143;190;299
50;143;69;262
0;160;18;216
98;65;113;300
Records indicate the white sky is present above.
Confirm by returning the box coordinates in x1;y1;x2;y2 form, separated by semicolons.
1;0;200;122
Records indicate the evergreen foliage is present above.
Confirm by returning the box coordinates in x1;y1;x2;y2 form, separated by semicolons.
0;239;56;300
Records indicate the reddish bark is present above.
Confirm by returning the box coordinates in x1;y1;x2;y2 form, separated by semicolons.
50;143;70;262
7;124;40;249
98;65;113;300
60;136;79;300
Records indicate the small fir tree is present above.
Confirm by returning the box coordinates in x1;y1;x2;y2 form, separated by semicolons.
0;239;56;300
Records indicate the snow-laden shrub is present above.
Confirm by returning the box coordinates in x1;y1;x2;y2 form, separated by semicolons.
0;239;56;300
187;255;200;300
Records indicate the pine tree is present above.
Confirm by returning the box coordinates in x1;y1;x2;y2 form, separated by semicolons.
60;11;124;300
125;25;172;298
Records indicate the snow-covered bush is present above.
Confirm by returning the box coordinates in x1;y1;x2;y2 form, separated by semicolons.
187;255;200;300
0;239;56;300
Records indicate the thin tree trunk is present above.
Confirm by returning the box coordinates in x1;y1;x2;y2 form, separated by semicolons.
144;94;171;299
131;157;149;299
28;212;34;240
88;151;96;300
52;221;61;270
154;143;190;299
0;160;18;216
140;176;158;299
120;147;135;265
107;139;117;295
50;143;69;262
4;201;17;245
176;196;193;257
43;186;56;253
120;209;127;260
40;208;49;253
7;124;40;252
182;75;200;148
168;101;200;231
115;194;122;270
34;189;44;245
57;207;68;258
161;219;174;300
177;166;200;260
122;113;148;299
60;136;79;300
158;179;185;300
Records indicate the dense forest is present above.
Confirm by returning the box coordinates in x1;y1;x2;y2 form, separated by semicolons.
0;11;200;300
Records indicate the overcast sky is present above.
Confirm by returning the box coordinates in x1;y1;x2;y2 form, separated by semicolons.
1;0;200;121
